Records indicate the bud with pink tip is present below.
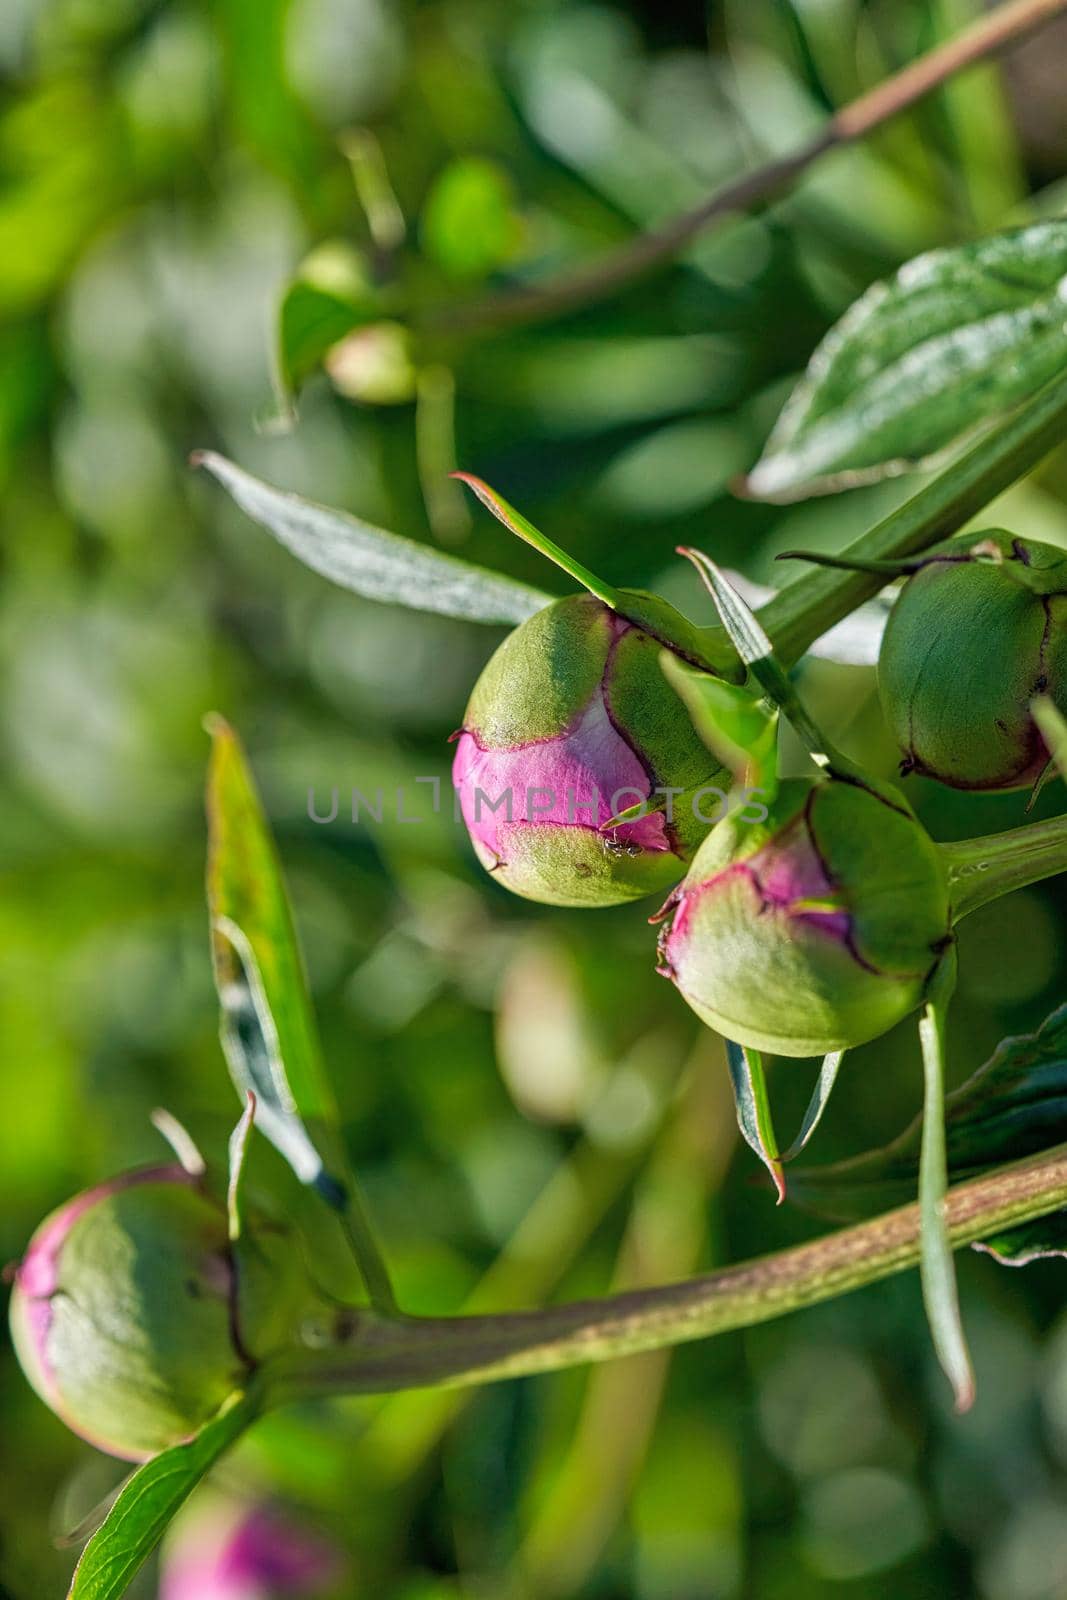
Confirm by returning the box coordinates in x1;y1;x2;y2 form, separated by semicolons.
9;1165;323;1461
452;594;723;906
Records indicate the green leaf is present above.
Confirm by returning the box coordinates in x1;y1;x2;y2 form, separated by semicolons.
747;221;1067;501
205;717;396;1310
452;471;622;607
917;951;974;1413
193;452;550;626
660;652;778;795
790;1002;1067;1222
275;242;384;404
206;716;336;1135
227;1093;256;1242
67;1388;259;1600
453;474;743;678
421;156;521;281
725;1041;785;1204
782;1051;845;1164
761;366;1067;668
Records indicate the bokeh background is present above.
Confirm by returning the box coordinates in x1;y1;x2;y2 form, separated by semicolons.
5;1;1067;1596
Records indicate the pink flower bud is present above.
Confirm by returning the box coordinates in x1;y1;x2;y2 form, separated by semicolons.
9;1165;324;1461
160;1501;343;1600
453;595;719;906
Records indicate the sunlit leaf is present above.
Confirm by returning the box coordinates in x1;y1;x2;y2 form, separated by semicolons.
747;221;1067;501
193;452;550;625
67;1389;259;1600
206;717;337;1139
205;717;396;1309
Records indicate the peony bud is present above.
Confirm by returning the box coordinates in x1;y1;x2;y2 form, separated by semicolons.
9;1165;320;1461
160;1498;343;1600
879;531;1067;791
452;594;723;906
656;775;951;1055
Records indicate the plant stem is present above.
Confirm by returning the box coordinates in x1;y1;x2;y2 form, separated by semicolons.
337;1182;399;1316
944;813;1067;920
270;1141;1067;1402
763;365;1067;667
423;0;1067;337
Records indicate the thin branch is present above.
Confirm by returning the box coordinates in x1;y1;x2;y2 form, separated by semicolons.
425;0;1067;336
272;1140;1067;1401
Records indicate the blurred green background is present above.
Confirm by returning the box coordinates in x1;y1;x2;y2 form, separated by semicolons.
5;0;1067;1595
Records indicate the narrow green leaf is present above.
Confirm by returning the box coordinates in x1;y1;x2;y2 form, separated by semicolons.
725;1041;785;1204
212;916;328;1188
205;717;396;1310
917;951;974;1412
747;221;1067;501
67;1388;259;1600
454;474;743;678
451;472;622;607
781;1051;845;1164
206;716;336;1128
227;1093;256;1242
193;452;550;626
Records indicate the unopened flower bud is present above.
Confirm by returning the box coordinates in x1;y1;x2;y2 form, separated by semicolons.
160;1499;343;1600
9;1165;321;1461
452;594;721;906
879;531;1067;790
656;776;951;1055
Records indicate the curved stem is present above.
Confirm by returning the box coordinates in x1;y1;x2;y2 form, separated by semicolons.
422;0;1067;337
944;813;1067;920
270;1141;1067;1402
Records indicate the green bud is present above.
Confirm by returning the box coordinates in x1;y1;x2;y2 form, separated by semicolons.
452;594;723;907
879;531;1067;791
9;1165;323;1461
656;775;952;1055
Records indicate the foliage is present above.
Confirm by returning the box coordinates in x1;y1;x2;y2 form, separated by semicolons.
6;3;1067;1600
